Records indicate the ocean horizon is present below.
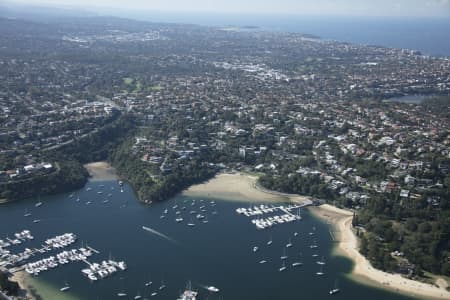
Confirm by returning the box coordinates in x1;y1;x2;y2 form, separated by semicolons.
98;11;450;57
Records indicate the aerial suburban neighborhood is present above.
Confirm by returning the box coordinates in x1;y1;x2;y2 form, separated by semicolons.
0;6;449;300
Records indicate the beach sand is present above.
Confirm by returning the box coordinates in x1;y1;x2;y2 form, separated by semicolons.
11;271;34;300
84;161;118;181
183;172;311;204
309;204;450;300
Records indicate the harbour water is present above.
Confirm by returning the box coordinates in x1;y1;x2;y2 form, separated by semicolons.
0;178;415;300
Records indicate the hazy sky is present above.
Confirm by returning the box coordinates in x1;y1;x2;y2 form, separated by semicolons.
8;0;450;17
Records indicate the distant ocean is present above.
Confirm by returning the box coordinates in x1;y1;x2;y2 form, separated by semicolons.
111;11;450;57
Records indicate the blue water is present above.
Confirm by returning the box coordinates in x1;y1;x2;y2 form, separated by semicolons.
0;179;415;300
103;10;450;57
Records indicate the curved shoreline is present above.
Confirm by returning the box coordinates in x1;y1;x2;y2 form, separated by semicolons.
8;162;117;300
183;172;312;204
84;161;118;181
9;171;449;300
309;204;450;300
10;271;35;300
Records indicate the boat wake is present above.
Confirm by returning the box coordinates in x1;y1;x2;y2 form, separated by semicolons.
142;226;178;244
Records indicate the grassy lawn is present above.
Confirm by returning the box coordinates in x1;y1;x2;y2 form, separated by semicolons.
123;77;134;85
150;85;163;91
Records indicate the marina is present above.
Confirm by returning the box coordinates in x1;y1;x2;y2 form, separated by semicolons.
0;179;416;300
236;204;305;229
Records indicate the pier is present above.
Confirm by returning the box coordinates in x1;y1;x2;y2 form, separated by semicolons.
86;245;100;254
329;230;337;242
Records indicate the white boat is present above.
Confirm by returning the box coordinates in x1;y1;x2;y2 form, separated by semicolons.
279;261;287;272
159;280;166;290
35;202;42;207
33;219;41;223
292;252;303;267
151;292;158;297
259;259;267;264
134;292;142;299
316;265;325;276
329;280;340;295
176;217;184;223
253;246;259;252
187;218;195;227
310;240;318;249
317;256;326;265
24;209;32;217
267;236;273;245
178;281;197;300
286;238;293;248
117;293;127;297
207;286;219;293
280;248;288;260
60;283;70;292
145;281;152;287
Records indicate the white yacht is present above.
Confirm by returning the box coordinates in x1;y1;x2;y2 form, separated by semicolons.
178;281;197;300
286;238;293;248
280;248;288;260
317;256;326;265
316;265;325;276
329;280;340;295
207;286;219;293
279;261;287;272
60;283;70;292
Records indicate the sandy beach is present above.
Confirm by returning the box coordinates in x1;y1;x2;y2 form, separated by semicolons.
84;161;118;181
11;271;34;300
309;204;450;300
183;172;311;204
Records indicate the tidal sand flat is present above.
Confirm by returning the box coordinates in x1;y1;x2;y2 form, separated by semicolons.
84;162;118;181
183;173;311;204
